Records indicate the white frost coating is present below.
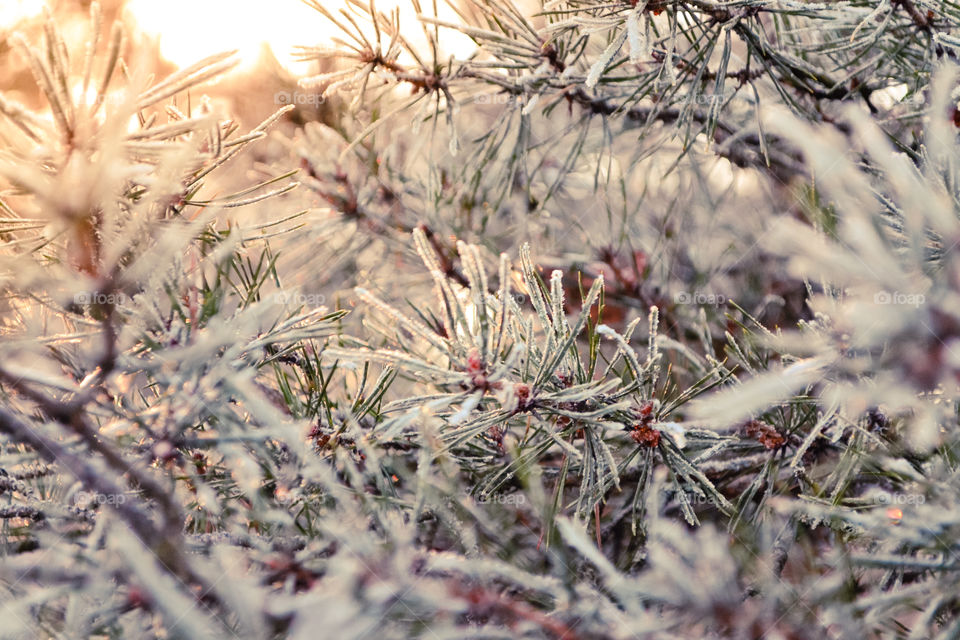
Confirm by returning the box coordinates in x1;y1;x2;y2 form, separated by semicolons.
111;528;221;640
664;40;677;85
654;421;687;449
450;389;483;424
691;357;830;429
521;93;540;115
627;10;644;64
596;323;616;336
586;31;627;88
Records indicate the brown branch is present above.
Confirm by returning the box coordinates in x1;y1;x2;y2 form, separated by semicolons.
0;368;183;535
0;406;226;613
0;505;44;521
893;0;934;33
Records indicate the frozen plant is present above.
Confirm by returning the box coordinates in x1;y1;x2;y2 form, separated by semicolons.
3;0;960;638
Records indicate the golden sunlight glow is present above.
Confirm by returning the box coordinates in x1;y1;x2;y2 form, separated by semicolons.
124;0;321;74
0;0;45;28
125;0;477;75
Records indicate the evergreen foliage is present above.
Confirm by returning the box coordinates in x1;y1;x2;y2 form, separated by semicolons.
3;1;960;637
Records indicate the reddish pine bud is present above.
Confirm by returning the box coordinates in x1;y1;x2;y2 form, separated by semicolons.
515;382;530;401
742;419;786;450
630;424;661;447
126;586;149;610
467;350;484;372
514;382;532;409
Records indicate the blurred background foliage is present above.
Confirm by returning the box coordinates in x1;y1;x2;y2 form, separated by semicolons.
2;1;960;638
